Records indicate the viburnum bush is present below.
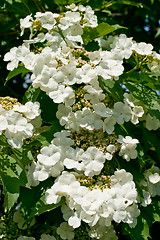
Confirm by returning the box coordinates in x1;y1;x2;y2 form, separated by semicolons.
0;2;160;240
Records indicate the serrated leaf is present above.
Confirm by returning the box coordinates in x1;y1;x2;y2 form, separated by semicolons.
141;197;160;226
5;65;30;85
0;154;27;210
123;72;160;92
124;81;160;120
82;23;126;45
123;216;151;240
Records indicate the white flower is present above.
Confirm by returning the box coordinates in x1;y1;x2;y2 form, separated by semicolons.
131;106;144;124
93;103;112;118
4;45;30;71
52;130;74;147
82;147;106;177
84;85;105;104
56;104;72;120
39;12;59;30
84;6;98;28
145;113;160;130
66;3;78;11
133;42;153;55
58;64;79;85
113;102;131;124
13;209;35;229
78;64;96;84
6;110;33;135
68;214;81;228
143;166;160;197
37;144;61;167
45;172;80;204
20;14;33;36
50;161;64;178
117;135;139;161
67;23;83;37
57;222;75;240
61;204;74;221
75;108;103;131
149;173;160;184
49;85;75;106
40;234;56;240
105;145;116;160
13;101;41;120
103;116;116;134
0;115;8;131
58;17;72;30
89;51;101;65
65;11;81;23
97;54;124;78
141;190;152;207
110;34;134;59
32;162;50;182
64;148;84;171
110;169;133;185
17;237;35;240
45;185;61;204
13;209;27;230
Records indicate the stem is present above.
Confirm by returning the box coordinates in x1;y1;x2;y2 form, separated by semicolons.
32;88;41;102
62;0;69;12
101;1;114;10
21;0;32;14
57;26;68;44
126;65;139;74
12;149;25;170
33;0;43;12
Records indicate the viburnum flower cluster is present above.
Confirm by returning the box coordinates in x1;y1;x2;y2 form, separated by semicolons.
1;3;160;240
0;98;41;148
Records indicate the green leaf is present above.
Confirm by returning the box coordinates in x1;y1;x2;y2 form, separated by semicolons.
38;91;59;124
0;134;8;147
0;154;27;210
23;87;59;124
32;195;65;217
142;128;160;162
5;65;30;85
82;23;126;45
22;85;41;103
123;81;160;120
99;77;124;101
123;216;151;240
12;147;34;168
114;0;143;8
30;123;62;147
122;72;160;92
20;179;65;221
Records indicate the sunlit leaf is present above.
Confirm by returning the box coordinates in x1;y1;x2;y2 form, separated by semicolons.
83;23;126;45
5;65;30;85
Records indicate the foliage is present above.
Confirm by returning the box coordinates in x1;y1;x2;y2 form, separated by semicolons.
0;0;160;240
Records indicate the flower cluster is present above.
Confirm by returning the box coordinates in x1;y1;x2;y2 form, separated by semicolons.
0;98;41;148
2;2;160;240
